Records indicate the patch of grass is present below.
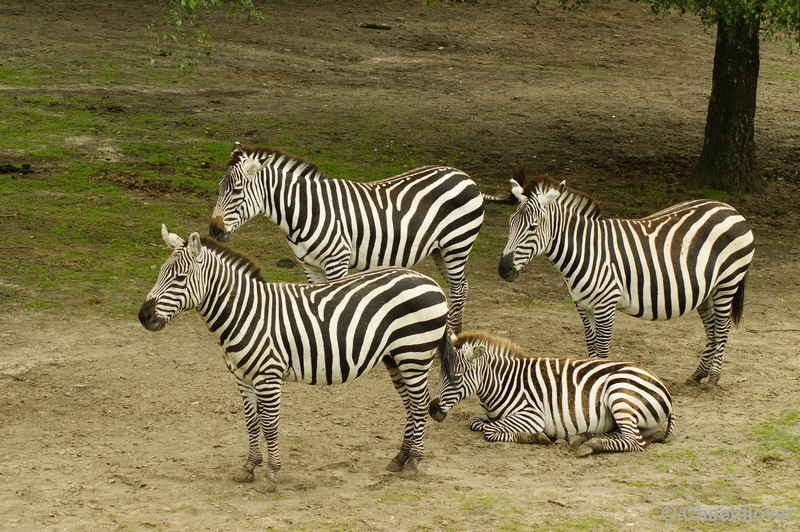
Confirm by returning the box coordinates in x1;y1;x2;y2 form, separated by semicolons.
750;411;800;462
760;63;800;80
694;188;732;203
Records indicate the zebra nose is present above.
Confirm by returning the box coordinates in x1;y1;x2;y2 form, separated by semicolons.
209;216;229;243
498;254;519;282
138;299;166;331
429;399;447;422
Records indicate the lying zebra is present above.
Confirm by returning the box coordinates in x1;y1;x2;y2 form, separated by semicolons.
139;225;452;491
429;332;675;455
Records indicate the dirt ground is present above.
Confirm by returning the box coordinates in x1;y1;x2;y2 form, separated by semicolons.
2;0;800;530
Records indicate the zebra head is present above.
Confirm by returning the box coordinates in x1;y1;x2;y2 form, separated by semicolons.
139;225;207;332
210;142;271;243
498;177;564;282
429;342;486;422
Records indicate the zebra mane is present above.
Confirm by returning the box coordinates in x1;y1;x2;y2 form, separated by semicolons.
199;236;266;283
228;145;323;177
454;331;527;359
515;166;603;220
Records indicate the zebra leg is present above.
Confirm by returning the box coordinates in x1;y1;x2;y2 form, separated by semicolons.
301;263;329;284
253;376;283;493
479;409;547;444
590;303;616;359
468;414;491;432
576;308;597;358
576;409;646;456
233;380;262;483
382;357;412;473
469;413;550;444
567;433;593;449
384;357;432;480
705;293;735;388
432;250;467;335
687;298;715;386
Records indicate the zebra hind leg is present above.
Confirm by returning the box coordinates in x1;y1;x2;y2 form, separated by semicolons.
233;381;264;484
382;358;410;472
575;417;647;457
686;299;716;387
431;250;467;335
382;357;430;480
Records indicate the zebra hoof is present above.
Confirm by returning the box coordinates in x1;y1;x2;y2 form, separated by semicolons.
232;466;255;483
253;478;277;493
568;434;591;449
576;444;595;457
684;376;703;387
399;458;420;480
386;456;406;473
515;432;538;444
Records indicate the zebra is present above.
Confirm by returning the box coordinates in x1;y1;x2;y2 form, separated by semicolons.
429;332;675;456
209;142;515;334
497;166;754;388
138;224;453;492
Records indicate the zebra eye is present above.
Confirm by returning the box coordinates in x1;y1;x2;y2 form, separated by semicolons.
174;275;187;283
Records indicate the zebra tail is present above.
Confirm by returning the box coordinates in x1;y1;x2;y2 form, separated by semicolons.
482;192;518;205
438;330;456;383
731;272;747;326
660;411;676;444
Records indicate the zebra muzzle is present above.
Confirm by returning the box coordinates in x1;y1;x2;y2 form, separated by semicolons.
429;399;447;422
138;299;167;332
209;216;230;243
498;254;519;282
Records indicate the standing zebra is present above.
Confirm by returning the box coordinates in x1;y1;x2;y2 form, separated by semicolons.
429;332;675;456
138;225;452;491
209;143;511;334
498;167;755;388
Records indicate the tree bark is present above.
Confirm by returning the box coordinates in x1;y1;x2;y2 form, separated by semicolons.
687;15;765;192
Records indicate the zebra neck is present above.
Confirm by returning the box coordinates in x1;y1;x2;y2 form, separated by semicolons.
197;263;260;338
265;164;325;234
543;208;599;272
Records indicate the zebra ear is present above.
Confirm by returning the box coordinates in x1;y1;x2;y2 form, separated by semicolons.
509;179;525;203
232;142;243;155
161;224;184;249
463;343;486;365
242;158;262;177
187;232;203;261
540;186;562;208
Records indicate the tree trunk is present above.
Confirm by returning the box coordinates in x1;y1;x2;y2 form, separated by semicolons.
687;16;765;192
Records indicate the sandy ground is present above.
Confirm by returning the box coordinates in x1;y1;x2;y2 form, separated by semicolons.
2;0;800;530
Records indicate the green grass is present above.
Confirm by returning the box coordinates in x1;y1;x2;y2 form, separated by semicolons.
760;63;800;80
750;411;800;462
0;55;458;320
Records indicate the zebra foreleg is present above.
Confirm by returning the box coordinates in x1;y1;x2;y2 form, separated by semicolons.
476;409;547;444
468;414;491;432
301;263;329;284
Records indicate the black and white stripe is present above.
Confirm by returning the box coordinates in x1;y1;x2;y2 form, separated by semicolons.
429;332;675;456
139;225;452;491
498;167;754;387
209;142;501;334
